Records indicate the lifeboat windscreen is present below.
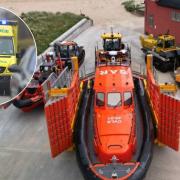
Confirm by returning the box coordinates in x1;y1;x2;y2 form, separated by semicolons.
96;92;105;107
124;92;133;106
107;92;121;107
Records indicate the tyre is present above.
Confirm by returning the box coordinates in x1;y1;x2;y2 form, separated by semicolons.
4;82;11;96
0;77;11;96
78;50;85;65
153;57;169;73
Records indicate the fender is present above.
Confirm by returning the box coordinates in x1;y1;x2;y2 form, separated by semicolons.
75;78;154;180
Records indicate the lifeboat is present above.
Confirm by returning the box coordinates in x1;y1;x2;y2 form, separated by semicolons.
13;52;65;112
74;33;154;180
13;77;44;112
13;41;85;112
43;32;180;180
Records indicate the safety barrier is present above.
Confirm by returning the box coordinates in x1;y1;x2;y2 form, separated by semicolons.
42;67;73;102
147;69;160;120
158;94;180;150
41;73;58;102
45;97;72;157
53;67;73;89
44;71;80;157
147;69;180;151
79;62;146;80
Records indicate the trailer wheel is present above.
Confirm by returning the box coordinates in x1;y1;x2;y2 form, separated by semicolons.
153;57;169;73
4;82;11;96
0;77;11;96
0;86;4;95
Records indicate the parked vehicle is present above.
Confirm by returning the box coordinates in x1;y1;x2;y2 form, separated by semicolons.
0;20;19;95
140;34;180;72
54;41;85;66
12;51;65;112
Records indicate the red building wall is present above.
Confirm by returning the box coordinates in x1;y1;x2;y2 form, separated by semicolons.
145;0;180;45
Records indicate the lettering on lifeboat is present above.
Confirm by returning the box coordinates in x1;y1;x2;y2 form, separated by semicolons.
99;69;128;75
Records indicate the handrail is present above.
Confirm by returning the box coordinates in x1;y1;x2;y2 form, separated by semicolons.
42;67;73;102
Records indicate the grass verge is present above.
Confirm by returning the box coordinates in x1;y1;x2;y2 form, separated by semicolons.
21;12;84;54
122;0;144;14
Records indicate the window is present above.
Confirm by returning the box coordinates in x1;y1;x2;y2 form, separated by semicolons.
172;12;180;22
124;92;132;106
96;92;105;106
0;37;14;55
60;45;68;58
164;40;175;48
107;93;121;107
148;15;154;28
104;39;120;51
69;45;76;56
157;40;163;48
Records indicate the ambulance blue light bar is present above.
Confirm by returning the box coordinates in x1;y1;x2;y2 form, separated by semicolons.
1;20;7;25
0;20;17;25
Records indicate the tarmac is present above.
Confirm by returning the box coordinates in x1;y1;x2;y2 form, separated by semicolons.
0;96;11;105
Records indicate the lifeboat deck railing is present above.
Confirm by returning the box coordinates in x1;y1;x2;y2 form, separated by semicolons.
97;61;131;67
79;61;146;80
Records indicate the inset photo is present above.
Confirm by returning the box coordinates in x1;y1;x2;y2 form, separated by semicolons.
0;7;37;105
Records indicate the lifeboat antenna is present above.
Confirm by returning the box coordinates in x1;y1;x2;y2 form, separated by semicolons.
111;27;114;38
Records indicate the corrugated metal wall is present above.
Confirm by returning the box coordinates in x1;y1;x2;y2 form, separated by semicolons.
145;0;180;45
45;97;72;157
147;69;180;150
44;72;80;157
159;94;180;150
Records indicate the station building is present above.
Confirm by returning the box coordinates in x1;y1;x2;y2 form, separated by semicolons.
145;0;180;45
